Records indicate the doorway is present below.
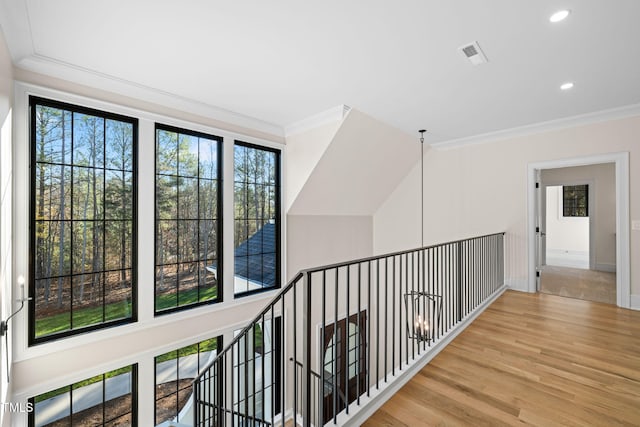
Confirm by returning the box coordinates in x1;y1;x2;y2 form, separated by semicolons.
539;177;616;304
527;152;630;308
322;311;367;424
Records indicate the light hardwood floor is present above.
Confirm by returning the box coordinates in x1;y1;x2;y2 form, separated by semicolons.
541;265;616;305
363;290;640;426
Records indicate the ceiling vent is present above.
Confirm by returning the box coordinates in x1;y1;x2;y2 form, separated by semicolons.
458;41;488;65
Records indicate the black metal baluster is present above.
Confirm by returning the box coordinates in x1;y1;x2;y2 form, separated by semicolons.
384;257;389;377
293;281;297;424
345;265;350;415
367;261;371;397
357;262;361;404
333;267;338;424
376;258;380;389
321;270;326;425
392;256;396;376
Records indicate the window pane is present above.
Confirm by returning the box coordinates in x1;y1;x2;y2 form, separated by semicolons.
30;97;137;343
563;185;588;217
234;143;280;296
178;133;199;177
155;337;221;424
105;119;133;171
156;129;178;176
34;386;71;427
105;269;132;321
31;365;136;427
155;125;221;313
73;113;104;168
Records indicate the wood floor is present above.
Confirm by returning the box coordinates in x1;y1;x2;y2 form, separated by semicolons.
363;290;640;426
540;266;616;305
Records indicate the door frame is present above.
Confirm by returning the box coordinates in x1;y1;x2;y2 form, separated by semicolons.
527;152;630;308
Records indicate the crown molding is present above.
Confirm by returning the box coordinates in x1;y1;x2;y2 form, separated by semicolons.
431;102;640;150
284;105;351;137
14;53;285;138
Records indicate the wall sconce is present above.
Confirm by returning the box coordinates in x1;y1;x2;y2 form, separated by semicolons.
1;275;30;337
2;275;30;383
404;291;442;343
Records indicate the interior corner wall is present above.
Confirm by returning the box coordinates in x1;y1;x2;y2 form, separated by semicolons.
286;215;373;280
0;24;14;426
541;163;616;270
285;121;341;212
373;114;640;298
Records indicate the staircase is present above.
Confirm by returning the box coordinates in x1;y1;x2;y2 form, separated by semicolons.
193;233;505;426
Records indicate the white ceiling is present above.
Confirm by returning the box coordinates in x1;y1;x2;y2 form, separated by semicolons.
2;0;640;143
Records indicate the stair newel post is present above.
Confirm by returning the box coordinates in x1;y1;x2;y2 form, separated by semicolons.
302;271;312;427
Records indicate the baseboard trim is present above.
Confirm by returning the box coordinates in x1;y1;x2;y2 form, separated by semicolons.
340;285;507;426
506;278;530;292
595;263;616;273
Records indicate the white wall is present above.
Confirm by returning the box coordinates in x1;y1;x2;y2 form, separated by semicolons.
285;121;341;212
287;215;372;280
0;25;13;427
373;114;640;302
545;185;589;253
542;163;616;270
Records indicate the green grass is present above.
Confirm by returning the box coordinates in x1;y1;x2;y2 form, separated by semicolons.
35;285;218;338
155;337;219;364
35;301;131;337
34;366;133;403
155;285;218;311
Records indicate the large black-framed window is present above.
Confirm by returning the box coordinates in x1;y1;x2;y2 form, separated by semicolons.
154;124;222;314
234;141;281;296
154;336;222;425
563;185;588;217
29;364;138;426
29;96;138;344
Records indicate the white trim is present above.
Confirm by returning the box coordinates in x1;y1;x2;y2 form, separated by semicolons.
431;103;640;150
15;55;285;138
340;286;507;426
527;152;630;308
284;105;351;137
630;295;640;311
594;263;616;273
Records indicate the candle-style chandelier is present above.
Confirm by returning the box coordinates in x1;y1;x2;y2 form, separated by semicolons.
403;130;442;344
404;291;442;343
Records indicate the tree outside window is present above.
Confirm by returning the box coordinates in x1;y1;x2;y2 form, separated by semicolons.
233;142;281;296
30;97;137;343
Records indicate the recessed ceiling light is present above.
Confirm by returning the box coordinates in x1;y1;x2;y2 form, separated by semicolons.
550;10;571;23
560;82;574;90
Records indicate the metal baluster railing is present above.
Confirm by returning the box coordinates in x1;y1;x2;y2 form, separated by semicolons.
193;233;505;426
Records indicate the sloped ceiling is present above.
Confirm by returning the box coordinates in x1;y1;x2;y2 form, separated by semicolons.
288;109;421;216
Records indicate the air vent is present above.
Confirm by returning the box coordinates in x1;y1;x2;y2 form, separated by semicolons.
458;41;488;65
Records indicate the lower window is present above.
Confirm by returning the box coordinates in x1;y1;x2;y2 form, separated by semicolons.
29;364;137;426
154;336;222;425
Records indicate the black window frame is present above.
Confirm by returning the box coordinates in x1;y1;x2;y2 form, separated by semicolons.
29;96;138;345
154;335;223;425
563;184;589;217
154;123;224;315
233;140;282;298
28;363;138;426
